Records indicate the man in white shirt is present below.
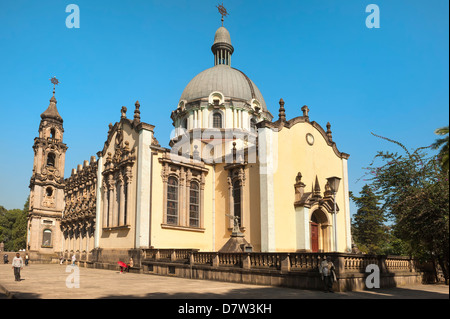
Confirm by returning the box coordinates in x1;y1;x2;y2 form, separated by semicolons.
11;253;24;282
319;256;336;293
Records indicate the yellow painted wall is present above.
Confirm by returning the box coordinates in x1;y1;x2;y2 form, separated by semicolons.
272;122;349;252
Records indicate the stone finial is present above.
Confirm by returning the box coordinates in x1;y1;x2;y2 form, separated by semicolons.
108;123;113;135
313;175;322;198
90;156;96;164
326;122;333;141
121;106;127;119
134;101;141;124
278;98;286;122
301;105;309;119
294;172;306;202
193;145;200;161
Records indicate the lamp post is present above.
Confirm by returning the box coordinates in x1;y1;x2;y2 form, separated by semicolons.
327;177;341;252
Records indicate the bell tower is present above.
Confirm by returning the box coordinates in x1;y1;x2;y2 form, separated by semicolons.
27;77;67;259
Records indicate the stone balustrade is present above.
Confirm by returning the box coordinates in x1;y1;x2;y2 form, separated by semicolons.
142;249;415;273
140;249;421;291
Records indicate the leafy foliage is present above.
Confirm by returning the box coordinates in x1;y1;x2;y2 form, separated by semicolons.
361;132;449;282
432;125;449;171
350;185;389;254
0;197;29;252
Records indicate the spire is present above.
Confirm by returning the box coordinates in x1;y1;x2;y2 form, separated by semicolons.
41;77;63;123
212;4;233;66
212;27;234;66
313;176;322;199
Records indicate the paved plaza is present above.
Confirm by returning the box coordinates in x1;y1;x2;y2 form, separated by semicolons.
0;263;448;300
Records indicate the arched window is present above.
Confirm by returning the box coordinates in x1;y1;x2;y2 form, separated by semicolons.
50;128;56;139
182;118;188;130
106;189;111;227
46;187;53;197
167;177;179;225
123;182;128;225
233;180;241;224
250;118;257;132
47;153;56;167
213;112;222;129
116;182;122;226
189;181;200;227
42;229;52;247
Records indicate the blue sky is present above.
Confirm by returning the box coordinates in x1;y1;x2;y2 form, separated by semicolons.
0;0;448;212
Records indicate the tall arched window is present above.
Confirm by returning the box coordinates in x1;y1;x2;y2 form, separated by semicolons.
233;180;241;224
189;181;200;227
123;182;128;225
213;112;222;129
47;153;56;167
106;189;111;227
167;177;179;225
250;118;257;132
182;118;188;130
116;182;121;226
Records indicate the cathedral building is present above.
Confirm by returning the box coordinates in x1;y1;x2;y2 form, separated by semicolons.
27;22;352;263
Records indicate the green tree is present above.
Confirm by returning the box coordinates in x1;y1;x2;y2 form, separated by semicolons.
350;185;388;254
365;133;449;283
0;197;29;252
432;125;449;171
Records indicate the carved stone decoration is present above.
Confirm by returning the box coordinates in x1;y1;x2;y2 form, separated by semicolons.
293;174;339;215
294;172;306;203
62;157;98;222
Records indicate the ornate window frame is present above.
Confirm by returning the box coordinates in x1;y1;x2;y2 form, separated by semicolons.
160;157;207;232
101;129;135;230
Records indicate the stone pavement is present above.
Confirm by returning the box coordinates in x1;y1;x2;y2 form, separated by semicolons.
0;263;448;300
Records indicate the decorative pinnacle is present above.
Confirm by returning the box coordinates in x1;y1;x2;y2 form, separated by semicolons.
326;122;333;141
134;100;141;124
278;98;286;122
217;3;229;26
50;76;59;96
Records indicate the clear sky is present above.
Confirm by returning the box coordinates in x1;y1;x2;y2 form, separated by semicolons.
0;0;448;213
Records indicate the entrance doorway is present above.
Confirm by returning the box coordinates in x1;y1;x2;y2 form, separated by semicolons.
311;222;319;252
310;210;329;252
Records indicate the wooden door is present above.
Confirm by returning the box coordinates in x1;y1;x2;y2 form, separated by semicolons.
311;222;319;252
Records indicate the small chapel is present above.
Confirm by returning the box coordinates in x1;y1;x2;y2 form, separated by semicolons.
26;15;352;264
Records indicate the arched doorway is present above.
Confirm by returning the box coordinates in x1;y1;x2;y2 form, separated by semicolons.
310;210;330;252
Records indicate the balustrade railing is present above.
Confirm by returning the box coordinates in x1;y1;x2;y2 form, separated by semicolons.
141;249;416;275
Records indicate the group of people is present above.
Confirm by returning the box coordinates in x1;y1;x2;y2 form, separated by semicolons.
6;252;336;291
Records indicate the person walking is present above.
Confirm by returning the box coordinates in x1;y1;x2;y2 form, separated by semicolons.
12;253;24;282
71;254;76;266
319;256;336;293
25;253;29;266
